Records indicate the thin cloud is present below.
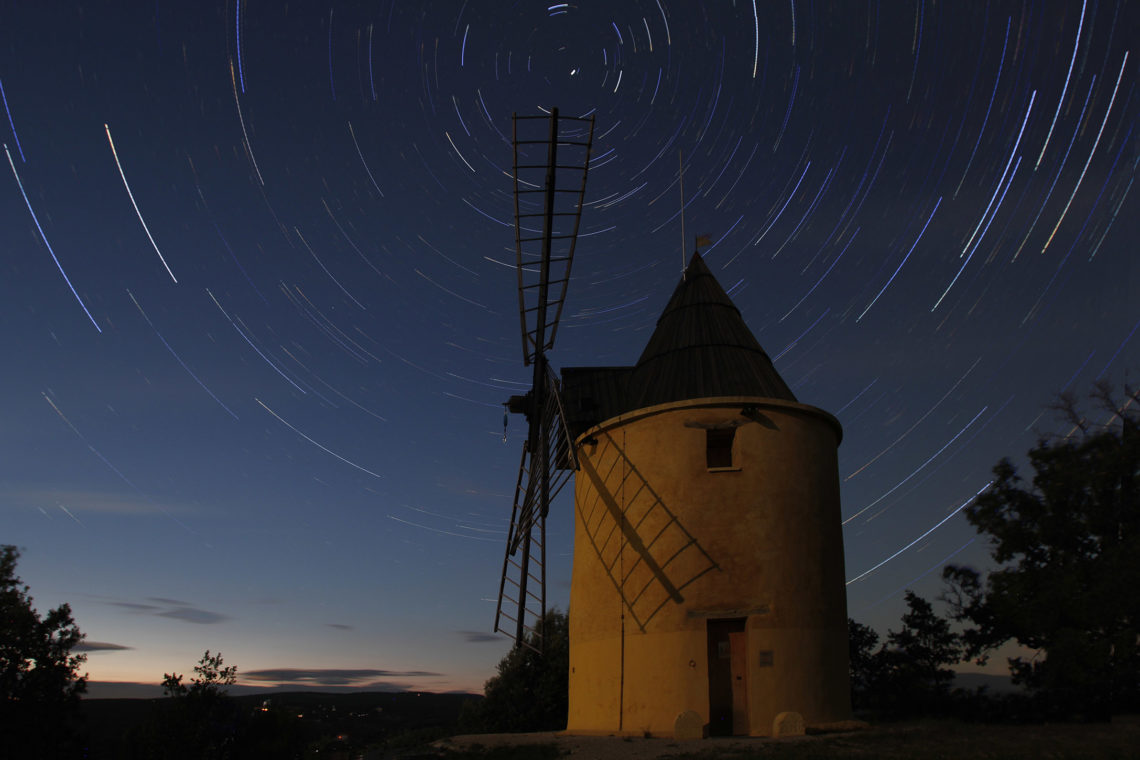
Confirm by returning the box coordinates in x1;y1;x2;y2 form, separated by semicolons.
75;641;132;653
325;623;353;630
459;630;501;643
244;668;439;686
105;598;229;624
108;601;160;612
158;606;229;624
5;486;187;515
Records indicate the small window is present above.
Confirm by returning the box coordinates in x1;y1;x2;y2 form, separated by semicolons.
706;428;735;469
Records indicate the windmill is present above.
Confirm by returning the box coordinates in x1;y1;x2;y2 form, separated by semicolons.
486;111;851;738
494;109;595;653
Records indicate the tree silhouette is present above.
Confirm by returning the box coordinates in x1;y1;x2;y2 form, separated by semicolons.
156;650;241;758
0;544;88;756
943;383;1140;717
460;610;569;732
849;591;961;717
848;618;881;709
881;591;961;714
163;649;238;699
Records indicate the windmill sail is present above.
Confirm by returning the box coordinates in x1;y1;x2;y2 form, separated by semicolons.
512;111;594;366
494;109;594;652
508;369;579;553
494;368;578;652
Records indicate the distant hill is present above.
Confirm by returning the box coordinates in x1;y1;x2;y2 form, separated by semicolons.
84;680;454;699
78;689;480;758
84;681;164;699
953;671;1022;694
89;674;1016;700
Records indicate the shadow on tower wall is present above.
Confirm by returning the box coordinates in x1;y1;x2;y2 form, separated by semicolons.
577;431;720;631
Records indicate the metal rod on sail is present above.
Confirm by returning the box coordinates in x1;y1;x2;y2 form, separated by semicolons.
514;509;533;645
679;150;686;278
535;107;559;376
540;486;547;648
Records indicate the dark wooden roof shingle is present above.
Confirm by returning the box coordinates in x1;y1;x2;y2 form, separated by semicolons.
627;252;795;409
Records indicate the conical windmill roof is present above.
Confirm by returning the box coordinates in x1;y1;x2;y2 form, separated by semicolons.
560;252;795;439
625;252;796;410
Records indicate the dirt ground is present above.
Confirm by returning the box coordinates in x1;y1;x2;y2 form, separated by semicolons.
434;718;1140;759
435;731;786;759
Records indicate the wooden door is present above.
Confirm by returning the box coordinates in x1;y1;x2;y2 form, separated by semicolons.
729;631;749;735
707;618;747;736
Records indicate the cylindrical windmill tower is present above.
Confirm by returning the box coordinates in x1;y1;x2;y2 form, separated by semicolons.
560;252;850;737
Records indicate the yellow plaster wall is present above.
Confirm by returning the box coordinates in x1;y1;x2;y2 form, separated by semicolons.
566;397;851;736
620;628;708;734
745;625;851;734
566;634;621;732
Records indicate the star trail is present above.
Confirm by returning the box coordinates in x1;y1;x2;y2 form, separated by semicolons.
2;1;1136;693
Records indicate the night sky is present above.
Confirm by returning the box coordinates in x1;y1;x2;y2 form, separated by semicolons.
3;1;1137;695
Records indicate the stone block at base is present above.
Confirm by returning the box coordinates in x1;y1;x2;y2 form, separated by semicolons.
673;710;705;740
772;711;805;737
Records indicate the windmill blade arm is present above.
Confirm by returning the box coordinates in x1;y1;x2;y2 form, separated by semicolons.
512;110;596;364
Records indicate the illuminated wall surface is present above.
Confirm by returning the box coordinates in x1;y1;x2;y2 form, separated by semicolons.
567;397;850;736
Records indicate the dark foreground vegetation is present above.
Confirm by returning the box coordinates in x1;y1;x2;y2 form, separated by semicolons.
848;383;1140;723
1;549;480;758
